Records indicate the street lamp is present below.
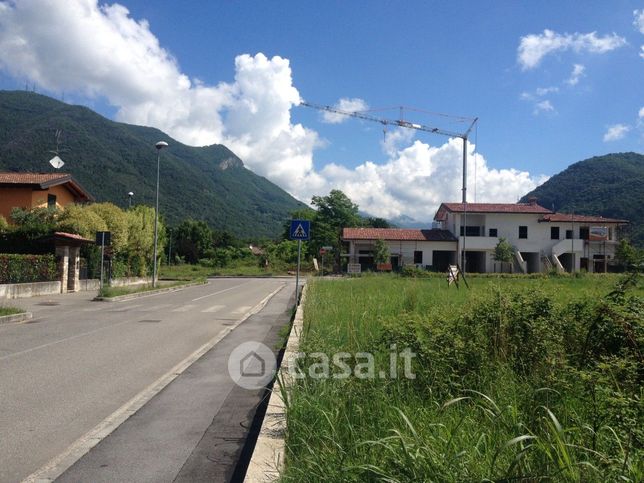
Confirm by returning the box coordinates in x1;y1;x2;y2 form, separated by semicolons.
152;141;168;287
127;191;134;208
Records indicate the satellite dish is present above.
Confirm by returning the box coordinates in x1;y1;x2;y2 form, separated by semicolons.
49;155;65;169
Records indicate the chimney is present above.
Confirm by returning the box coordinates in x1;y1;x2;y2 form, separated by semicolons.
528;196;538;206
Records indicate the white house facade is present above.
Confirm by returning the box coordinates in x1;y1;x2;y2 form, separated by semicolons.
342;228;458;272
343;199;628;274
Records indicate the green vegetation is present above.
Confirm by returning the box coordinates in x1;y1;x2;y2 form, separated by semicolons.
521;152;644;247
1;203;161;278
97;279;201;298
0;90;305;238
284;274;643;481
373;239;390;265
493;236;514;273
0;254;57;283
0;306;24;317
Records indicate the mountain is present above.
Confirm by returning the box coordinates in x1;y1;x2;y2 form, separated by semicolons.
0;90;306;238
520;152;644;246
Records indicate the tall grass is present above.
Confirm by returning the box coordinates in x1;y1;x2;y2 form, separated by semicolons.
282;274;643;481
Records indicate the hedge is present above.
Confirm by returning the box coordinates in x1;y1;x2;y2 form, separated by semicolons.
0;254;58;284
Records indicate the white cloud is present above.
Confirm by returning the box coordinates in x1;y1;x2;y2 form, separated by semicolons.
0;0;547;223
603;124;631;142
321;97;368;124
535;86;559;96
565;64;586;85
518;29;626;70
634;9;644;34
316;138;547;221
534;100;555;115
639;106;644;118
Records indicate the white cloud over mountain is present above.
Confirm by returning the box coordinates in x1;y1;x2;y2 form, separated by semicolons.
0;0;546;222
603;124;630;142
517;29;626;70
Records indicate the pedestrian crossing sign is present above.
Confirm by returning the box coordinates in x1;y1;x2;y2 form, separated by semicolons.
290;220;311;240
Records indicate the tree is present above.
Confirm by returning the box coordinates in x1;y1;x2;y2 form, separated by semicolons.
365;217;391;228
493;237;514;273
374;239;390;265
0;215;9;233
311;190;361;271
57;204;107;238
10;207;59;239
172;219;213;264
615;239;643;271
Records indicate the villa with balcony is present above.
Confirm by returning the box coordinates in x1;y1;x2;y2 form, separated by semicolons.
342;198;628;274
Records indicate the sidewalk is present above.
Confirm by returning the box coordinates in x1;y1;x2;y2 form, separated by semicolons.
55;285;295;483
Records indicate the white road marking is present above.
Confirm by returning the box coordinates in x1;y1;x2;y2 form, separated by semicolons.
139;303;172;312
81;306;104;312
202;304;225;313
22;283;286;483
191;281;254;302
110;304;143;312
172;304;197;313
232;305;252;315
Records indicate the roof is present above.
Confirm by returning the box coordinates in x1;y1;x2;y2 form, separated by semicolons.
342;227;457;242
539;213;628;224
434;202;552;221
53;231;94;242
0;172;94;201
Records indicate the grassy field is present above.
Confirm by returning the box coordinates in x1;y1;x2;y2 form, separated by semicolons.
159;261;290;280
283;273;643;482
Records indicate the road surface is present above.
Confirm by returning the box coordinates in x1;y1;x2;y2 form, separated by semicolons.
0;278;292;482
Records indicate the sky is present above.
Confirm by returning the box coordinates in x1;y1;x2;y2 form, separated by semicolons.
0;0;642;223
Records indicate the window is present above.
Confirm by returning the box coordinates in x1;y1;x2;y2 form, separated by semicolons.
459;226;481;236
47;194;57;208
413;251;423;264
550;227;560;240
566;230;573;239
489;228;498;237
519;226;528;239
579;227;589;240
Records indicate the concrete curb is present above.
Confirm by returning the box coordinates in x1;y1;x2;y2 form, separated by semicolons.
93;280;207;302
0;311;32;324
244;281;308;482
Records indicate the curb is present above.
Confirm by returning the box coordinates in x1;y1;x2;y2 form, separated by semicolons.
244;281;308;482
0;311;32;325
93;280;207;302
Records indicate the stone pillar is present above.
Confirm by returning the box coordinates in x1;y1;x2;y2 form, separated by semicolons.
69;246;81;292
56;245;69;294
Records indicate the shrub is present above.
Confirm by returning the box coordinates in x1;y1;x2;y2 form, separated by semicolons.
0;254;58;283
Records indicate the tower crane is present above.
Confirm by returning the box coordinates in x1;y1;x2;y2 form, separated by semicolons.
299;101;478;204
300;100;478;274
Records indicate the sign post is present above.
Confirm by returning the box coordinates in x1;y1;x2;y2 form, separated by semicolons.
96;231;111;290
289;220;311;303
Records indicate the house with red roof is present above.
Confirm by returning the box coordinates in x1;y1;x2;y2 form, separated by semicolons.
0;172;93;221
343;197;628;274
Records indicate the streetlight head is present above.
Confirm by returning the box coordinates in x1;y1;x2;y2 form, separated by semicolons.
155;141;169;150
128;191;134;197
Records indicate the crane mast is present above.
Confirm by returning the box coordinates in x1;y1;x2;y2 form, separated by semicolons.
299;101;478;203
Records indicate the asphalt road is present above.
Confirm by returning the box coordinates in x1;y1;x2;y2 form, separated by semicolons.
0;278;292;482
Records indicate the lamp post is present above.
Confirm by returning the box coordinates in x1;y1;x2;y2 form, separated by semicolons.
127;191;134;208
152;141;168;287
